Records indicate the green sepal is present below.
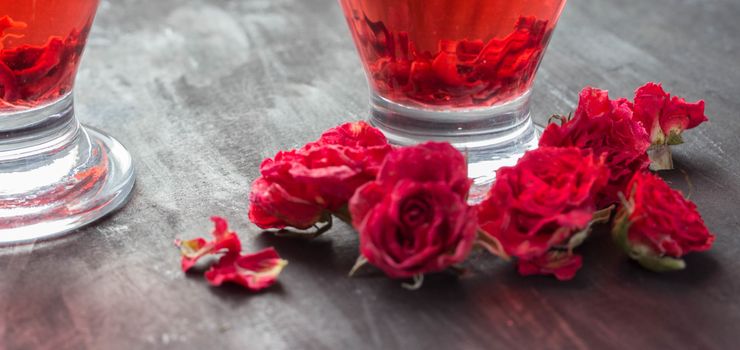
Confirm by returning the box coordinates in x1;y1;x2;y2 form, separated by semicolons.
567;227;590;254
631;246;686;272
612;205;686;272
476;230;511;261
666;130;684;146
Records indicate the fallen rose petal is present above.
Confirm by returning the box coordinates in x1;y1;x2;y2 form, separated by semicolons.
204;247;288;291
174;237;208;272
174;216;242;272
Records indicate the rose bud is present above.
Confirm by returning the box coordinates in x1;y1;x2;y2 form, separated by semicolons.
632;82;709;170
477;147;610;280
248;121;392;231
349;142;477;283
612;172;715;272
540;87;651;208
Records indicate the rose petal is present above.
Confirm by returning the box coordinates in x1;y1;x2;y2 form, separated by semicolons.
248;177;324;230
204;247;288;291
1;19;85;106
174;216;242;272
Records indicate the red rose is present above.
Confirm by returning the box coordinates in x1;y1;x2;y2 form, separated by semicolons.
632;82;708;145
248;121;392;230
540;87;651;208
612;172;715;271
349;142;477;279
477;147;609;280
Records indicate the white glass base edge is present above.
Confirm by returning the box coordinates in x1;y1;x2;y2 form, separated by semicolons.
0;126;135;246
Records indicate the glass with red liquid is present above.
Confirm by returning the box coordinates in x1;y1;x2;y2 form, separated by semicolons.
339;0;567;193
0;0;134;244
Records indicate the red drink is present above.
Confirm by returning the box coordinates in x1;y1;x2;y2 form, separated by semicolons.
339;0;566;108
0;0;135;245
0;0;99;110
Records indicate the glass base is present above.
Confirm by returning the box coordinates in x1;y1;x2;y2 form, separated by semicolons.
370;91;538;202
0;95;135;245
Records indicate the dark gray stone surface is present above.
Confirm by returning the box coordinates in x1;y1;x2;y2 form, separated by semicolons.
2;0;739;348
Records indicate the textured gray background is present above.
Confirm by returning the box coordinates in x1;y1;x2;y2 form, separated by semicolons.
2;0;740;349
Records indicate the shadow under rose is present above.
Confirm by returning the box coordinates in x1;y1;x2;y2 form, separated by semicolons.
255;231;343;269
614;250;720;287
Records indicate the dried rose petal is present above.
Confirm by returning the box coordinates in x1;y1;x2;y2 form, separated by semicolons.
204;247;288;291
1;27;84;106
0;16;26;37
348;13;552;107
174;216;241;272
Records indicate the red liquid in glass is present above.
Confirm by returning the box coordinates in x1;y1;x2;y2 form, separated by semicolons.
340;0;566;108
0;0;98;111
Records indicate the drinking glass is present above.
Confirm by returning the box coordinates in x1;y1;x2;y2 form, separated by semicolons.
0;0;134;244
338;0;567;194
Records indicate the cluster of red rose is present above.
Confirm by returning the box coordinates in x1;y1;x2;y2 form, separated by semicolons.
177;82;713;290
359;16;552;107
0;16;86;109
